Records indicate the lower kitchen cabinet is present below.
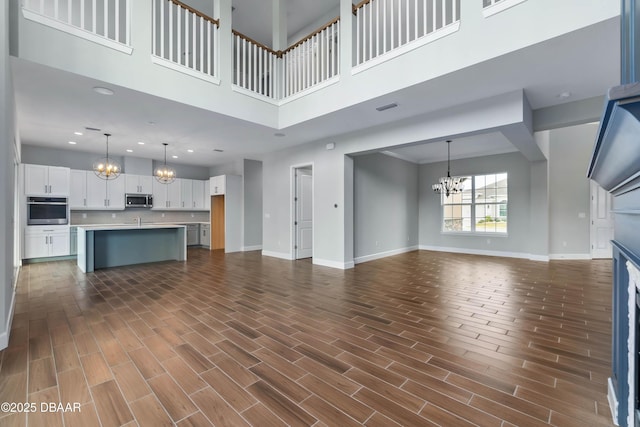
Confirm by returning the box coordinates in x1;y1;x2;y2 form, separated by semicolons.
24;226;70;259
200;223;210;248
186;224;200;246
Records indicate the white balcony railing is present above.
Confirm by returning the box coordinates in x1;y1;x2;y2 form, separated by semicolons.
152;0;220;83
233;31;278;99
21;0;131;53
281;18;340;99
353;0;460;67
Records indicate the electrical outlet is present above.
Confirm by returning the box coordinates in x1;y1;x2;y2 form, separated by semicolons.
111;213;116;218
161;213;165;218
82;213;87;219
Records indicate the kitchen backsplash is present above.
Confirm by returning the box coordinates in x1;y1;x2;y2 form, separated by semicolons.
71;210;209;225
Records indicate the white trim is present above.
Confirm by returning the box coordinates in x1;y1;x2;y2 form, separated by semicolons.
261;250;294;260
482;0;527;18
0;285;17;350
232;85;280;105
242;245;262;252
548;253;592;260
313;258;354;270
22;8;133;55
232;76;340;106
419;245;548;261
626;261;640;427
151;55;221;85
352;22;460;76
608;377;620;426
354;246;419;264
278;76;341;105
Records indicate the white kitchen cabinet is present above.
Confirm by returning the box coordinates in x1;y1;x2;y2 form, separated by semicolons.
86;172;125;209
24;226;70;258
24;164;70;196
210;175;226;195
69;169;88;209
125;174;153;194
200;223;210;247
193;180;206;210
204;180;211;210
180;179;194;209
152;179;181;209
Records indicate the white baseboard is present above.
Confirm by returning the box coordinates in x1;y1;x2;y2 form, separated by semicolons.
608;377;619;426
261;250;294;261
548;253;591;260
419;245;546;261
313;258;355;270
354;246;419;264
0;280;17;350
242;245;263;252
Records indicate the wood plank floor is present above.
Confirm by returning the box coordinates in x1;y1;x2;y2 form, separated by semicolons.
0;249;614;426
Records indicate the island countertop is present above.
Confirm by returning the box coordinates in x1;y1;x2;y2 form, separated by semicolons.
77;223;187;231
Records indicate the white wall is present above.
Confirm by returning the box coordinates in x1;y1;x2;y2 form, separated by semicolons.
243;159;263;249
353;153;418;261
547;122;598;258
1;0;20;350
418;152;533;257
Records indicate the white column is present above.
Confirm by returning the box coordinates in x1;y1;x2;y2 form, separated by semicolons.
272;0;286;99
339;0;353;80
215;0;233;88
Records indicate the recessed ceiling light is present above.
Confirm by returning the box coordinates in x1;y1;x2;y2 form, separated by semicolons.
172;155;178;159
126;149;133;153
557;91;572;99
274;132;285;137
137;141;145;145
376;102;398;112
68;141;77;145
93;86;114;95
74;131;83;136
187;149;194;153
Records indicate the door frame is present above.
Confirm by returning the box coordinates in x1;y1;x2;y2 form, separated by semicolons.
290;163;314;260
590;180;614;259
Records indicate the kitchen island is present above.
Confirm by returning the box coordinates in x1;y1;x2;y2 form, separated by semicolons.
77;224;187;273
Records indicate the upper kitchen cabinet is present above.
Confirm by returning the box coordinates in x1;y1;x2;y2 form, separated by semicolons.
180;179;194;209
125;174;153;194
152;178;181;209
210;175;226;195
70;169;88;209
85;172;126;210
24;164;70;196
193;180;206;210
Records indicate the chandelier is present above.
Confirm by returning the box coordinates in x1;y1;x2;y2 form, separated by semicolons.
432;140;466;197
93;133;121;180
155;143;177;184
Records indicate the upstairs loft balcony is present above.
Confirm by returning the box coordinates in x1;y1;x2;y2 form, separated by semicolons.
13;0;618;129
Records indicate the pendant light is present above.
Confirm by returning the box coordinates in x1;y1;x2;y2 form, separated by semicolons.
155;143;176;184
432;140;466;197
93;133;121;180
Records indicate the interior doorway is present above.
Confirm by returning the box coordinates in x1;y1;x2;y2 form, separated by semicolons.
293;166;313;259
590;181;614;259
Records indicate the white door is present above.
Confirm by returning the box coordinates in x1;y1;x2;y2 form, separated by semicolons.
591;181;614;259
295;168;313;259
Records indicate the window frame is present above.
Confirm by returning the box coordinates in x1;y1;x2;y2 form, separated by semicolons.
440;172;508;236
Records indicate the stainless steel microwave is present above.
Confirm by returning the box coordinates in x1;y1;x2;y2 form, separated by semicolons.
125;194;153;208
27;196;69;225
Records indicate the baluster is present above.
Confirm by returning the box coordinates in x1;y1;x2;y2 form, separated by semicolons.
191;13;196;69
152;0;156;55
67;0;71;24
39;0;44;15
207;22;212;75
413;0;418;40
383;0;387;54
235;35;240;84
169;0;173;61
375;0;380;58
441;0;445;27
177;6;181;65
54;0;59;20
368;2;372;61
250;42;255;91
160;0;164;58
423;0;427;35
103;0;107;38
242;39;247;89
115;0;120;42
356;5;360;65
335;21;339;76
125;0;130;44
92;0;96;34
184;8;189;67
80;0;84;30
199;17;204;73
453;0;457;22
432;0;436;33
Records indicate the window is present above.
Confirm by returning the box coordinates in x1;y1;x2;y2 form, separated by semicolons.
442;173;508;234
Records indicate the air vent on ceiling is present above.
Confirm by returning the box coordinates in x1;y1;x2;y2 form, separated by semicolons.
213;149;224;152
376;102;398;112
84;126;102;132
